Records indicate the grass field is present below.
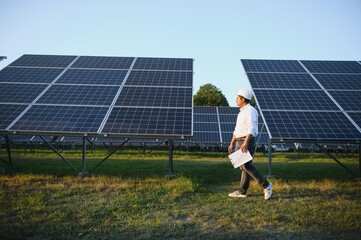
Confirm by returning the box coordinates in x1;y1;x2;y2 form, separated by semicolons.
0;148;360;239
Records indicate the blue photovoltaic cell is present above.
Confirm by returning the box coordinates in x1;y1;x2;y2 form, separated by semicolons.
219;114;237;123
0;67;64;83
218;106;239;115
193;132;221;143
254;89;336;111
193;106;217;114
115;86;192;108
0;83;48;103
256;133;270;145
328;91;361;111
126;70;192;87
133;57;193;71
262;111;361;140
347;112;361;129
313;74;361;90
247;73;321;89
194;123;219;132
10;105;108;133
192;106;241;143
301;60;361;73
57;69;128;85
241;59;306;73
9;54;77;68
194;114;218;123
102;107;192;136
71;56;135;69
221;132;233;143
220;123;234;132
0;104;28;130
36;85;119;106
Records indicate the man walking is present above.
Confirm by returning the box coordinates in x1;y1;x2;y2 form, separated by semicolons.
228;89;272;200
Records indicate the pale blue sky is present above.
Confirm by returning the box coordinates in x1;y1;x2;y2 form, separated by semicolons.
1;0;360;106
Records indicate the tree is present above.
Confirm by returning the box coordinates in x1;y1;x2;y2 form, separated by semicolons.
194;83;229;106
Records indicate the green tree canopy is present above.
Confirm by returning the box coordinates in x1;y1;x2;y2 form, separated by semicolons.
193;83;229;106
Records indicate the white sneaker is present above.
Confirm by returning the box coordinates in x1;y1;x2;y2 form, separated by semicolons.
264;182;272;200
228;190;247;198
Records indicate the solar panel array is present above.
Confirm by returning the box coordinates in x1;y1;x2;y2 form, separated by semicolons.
242;59;361;142
0;54;193;138
193;106;236;143
192;106;268;144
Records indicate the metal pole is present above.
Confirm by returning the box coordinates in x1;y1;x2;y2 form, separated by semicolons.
267;139;273;177
81;137;86;176
359;142;361;178
167;139;176;178
5;135;12;166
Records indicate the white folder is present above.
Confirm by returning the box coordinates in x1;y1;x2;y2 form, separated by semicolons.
228;149;253;168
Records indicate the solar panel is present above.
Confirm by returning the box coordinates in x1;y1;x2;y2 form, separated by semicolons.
71;56;134;69
243;59;361;142
0;56;6;62
241;59;306;73
262;111;361;140
348;112;361;129
0;54;193;138
102;107;192;136
247;73;321;89
0;67;64;83
194;132;220;143
133;57;193;71
328;91;361;111
10;105;109;133
9;54;77;68
57;69;128;85
313;74;361;90
126;71;192;87
192;106;240;144
36;85;120;105
0;104;28;129
253;89;337;111
193;106;217;114
114;86;192;108
301;60;361;73
0;83;48;103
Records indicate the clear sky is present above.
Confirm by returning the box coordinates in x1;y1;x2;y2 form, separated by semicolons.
1;0;360;106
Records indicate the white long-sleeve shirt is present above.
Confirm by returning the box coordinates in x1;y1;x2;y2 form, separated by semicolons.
233;104;258;138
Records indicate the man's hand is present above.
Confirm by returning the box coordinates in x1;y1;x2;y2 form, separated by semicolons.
228;143;233;154
241;142;248;152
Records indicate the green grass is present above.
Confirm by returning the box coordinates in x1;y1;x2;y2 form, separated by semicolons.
0;149;360;239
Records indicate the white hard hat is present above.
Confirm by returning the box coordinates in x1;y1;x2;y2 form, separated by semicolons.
237;89;252;100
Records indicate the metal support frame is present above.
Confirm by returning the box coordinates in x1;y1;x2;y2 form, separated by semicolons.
166;139;176;178
0;135;13;166
40;136;80;173
88;138;130;173
359;142;361;178
81;137;87;176
315;143;359;178
265;139;275;178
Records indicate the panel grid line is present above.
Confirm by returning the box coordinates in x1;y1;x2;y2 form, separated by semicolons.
97;57;138;134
